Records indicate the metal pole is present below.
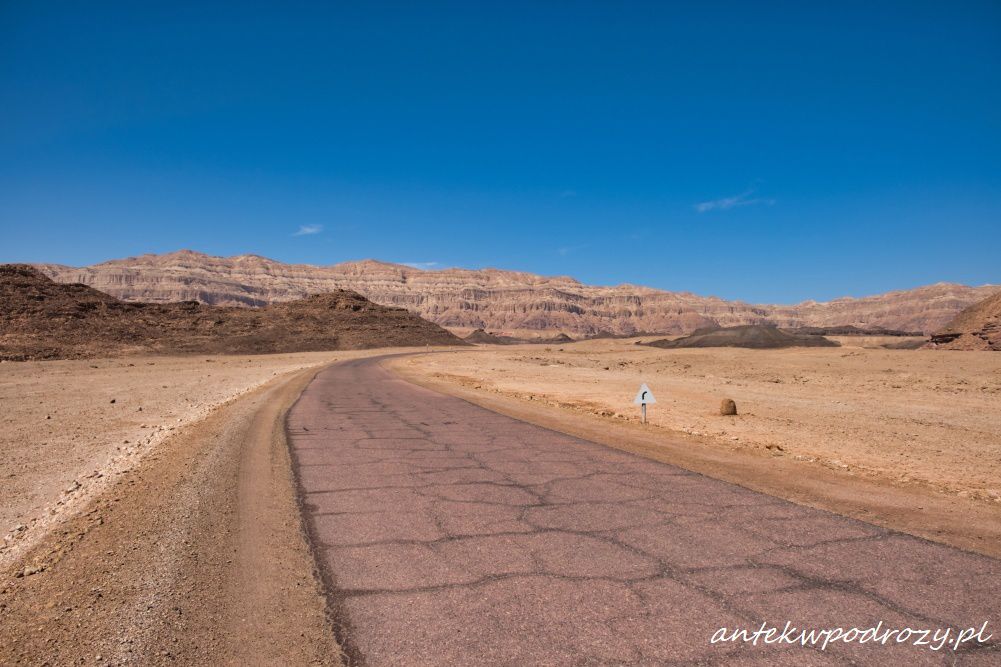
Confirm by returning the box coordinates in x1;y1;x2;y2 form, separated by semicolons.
642;403;646;424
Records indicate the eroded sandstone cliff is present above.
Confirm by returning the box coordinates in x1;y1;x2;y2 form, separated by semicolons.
927;291;1001;350
2;263;464;360
35;250;1001;336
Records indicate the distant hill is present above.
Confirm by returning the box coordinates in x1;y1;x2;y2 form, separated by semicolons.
463;329;577;345
642;325;840;349
464;329;524;345
0;264;465;361
34;250;1001;335
793;325;923;337
927;291;1001;351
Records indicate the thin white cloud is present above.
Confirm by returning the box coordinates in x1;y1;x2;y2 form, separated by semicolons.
401;261;439;270
694;189;775;213
293;224;323;236
557;244;589;256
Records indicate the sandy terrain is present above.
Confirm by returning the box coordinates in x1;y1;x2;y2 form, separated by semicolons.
396;340;1001;553
0;352;323;566
0;348;446;568
1;362;341;664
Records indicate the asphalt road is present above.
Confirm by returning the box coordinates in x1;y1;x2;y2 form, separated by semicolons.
288;356;1000;666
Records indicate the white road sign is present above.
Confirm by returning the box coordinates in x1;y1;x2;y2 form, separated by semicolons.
633;383;656;405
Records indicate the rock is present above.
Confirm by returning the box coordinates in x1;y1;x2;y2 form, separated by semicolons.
0;264;465;360
21;564;45;576
927;291;1001;351
720;399;737;416
646;325;840;350
65;480;81;493
29;251;1001;336
110;399;116;404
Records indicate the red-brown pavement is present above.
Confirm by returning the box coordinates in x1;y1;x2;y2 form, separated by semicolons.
288;356;1000;666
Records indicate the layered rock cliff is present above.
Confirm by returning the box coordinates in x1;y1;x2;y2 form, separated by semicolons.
35;250;1001;336
927;291;1001;350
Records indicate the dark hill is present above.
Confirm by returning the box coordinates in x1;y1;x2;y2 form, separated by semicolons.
463;329;578;345
0;264;466;360
539;333;575;344
793;325;923;337
463;329;524;345
642;324;840;350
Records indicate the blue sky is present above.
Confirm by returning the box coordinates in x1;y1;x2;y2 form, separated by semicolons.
2;1;999;303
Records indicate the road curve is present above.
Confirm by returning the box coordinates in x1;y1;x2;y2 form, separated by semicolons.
1;365;339;666
289;356;1000;666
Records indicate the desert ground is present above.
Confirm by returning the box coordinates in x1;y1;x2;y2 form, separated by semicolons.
1;351;336;567
5;342;999;558
394;338;1001;555
2;341;1000;663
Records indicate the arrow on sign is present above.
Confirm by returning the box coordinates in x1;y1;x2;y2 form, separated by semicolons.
633;383;656;405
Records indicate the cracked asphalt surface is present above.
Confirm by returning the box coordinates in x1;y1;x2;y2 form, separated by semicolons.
288;357;1000;666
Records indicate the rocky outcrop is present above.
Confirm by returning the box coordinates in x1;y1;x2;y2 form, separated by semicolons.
464;329;524;345
926;291;1001;351
1;264;464;360
35;250;1001;336
792;325;923;337
643;325;841;349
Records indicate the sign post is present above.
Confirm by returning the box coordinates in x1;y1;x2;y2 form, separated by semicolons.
633;383;656;423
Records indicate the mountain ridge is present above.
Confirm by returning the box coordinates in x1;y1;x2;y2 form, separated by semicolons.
34;250;1001;336
1;263;464;360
